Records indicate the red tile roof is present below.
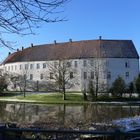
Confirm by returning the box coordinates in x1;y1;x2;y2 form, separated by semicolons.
2;39;139;64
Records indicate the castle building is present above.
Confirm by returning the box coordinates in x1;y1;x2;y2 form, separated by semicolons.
0;38;139;92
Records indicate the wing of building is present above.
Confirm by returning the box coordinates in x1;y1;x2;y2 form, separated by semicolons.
1;38;139;92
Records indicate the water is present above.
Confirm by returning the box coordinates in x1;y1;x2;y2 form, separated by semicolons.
0;102;140;130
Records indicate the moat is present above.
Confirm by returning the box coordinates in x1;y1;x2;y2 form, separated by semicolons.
0;102;140;131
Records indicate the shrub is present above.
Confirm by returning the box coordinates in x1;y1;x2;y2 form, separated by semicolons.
0;76;8;93
135;74;140;97
128;82;134;98
110;76;125;98
88;80;95;101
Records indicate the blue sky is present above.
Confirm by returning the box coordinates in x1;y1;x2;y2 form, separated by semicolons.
0;0;140;61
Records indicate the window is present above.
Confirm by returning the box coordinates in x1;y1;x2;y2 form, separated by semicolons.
125;62;130;68
91;71;94;79
11;66;13;71
67;62;71;67
106;61;109;66
25;64;28;70
37;63;40;69
84;72;87;79
54;62;58;68
90;60;94;66
8;66;10;71
19;65;22;70
40;74;44;80
30;64;33;69
50;72;53;79
15;65;17;71
30;74;33;80
70;72;74;79
125;72;129;78
83;60;87;67
14;84;16;88
5;67;7;71
24;74;27;79
74;61;78;68
107;72;111;79
43;63;46;68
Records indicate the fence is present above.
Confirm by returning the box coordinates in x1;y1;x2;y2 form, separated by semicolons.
0;125;140;140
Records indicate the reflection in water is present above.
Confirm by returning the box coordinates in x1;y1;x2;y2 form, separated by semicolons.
0;102;140;129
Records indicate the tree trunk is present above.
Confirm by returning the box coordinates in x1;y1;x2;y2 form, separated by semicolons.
62;73;66;100
129;92;132;98
23;79;26;97
95;78;98;99
23;88;26;97
95;86;98;99
63;92;66;100
36;80;39;92
62;104;66;124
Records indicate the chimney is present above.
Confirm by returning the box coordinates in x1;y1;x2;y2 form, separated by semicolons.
8;52;11;55
31;43;33;47
69;38;72;43
17;49;19;52
22;46;24;50
54;40;57;45
99;36;102;40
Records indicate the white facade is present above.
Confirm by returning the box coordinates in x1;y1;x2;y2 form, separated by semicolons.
107;58;139;86
0;57;139;92
0;39;139;92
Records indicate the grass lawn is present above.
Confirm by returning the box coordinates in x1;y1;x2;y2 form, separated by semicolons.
0;92;140;104
18;93;85;104
0;92;85;104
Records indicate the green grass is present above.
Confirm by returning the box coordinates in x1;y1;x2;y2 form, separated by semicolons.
13;93;85;104
0;92;140;105
17;93;83;103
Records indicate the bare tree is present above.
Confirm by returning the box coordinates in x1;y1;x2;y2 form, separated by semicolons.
89;57;107;98
0;0;68;48
93;46;108;98
46;60;79;100
0;72;9;93
10;63;30;97
18;63;32;97
94;58;100;98
10;74;21;91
